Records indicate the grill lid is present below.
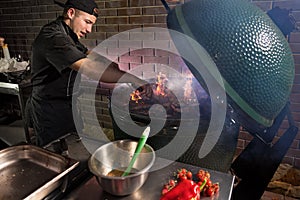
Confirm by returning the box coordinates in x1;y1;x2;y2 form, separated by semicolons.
166;0;295;129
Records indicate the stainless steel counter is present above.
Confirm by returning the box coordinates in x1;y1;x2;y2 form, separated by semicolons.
0;81;32;143
66;157;234;200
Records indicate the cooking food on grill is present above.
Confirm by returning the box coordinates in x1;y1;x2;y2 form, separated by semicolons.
127;72;206;121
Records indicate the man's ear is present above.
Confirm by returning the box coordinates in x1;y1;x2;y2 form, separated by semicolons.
67;8;76;19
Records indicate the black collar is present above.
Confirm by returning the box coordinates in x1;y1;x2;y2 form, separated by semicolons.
57;17;80;44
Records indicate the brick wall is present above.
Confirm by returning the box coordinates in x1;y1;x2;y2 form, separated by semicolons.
0;0;299;168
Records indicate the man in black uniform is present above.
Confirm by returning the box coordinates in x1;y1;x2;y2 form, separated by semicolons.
29;0;147;147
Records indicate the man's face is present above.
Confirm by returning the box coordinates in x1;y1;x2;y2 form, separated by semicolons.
0;37;4;46
68;9;97;39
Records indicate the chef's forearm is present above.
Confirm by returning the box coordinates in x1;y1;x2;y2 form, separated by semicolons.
71;57;146;85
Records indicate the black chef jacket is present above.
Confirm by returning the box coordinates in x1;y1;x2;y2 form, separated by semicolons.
30;17;87;146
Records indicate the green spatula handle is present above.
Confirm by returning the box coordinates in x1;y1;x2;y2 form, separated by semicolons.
122;126;150;176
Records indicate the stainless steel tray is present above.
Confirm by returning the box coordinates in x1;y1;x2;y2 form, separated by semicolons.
0;145;79;200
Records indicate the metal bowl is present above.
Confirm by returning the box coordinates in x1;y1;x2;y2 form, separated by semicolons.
88;140;155;196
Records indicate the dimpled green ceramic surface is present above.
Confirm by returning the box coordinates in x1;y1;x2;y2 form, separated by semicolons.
167;0;295;127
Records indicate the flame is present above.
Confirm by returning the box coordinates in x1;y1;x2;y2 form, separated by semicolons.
130;90;142;103
130;72;168;104
183;74;193;102
154;72;168;96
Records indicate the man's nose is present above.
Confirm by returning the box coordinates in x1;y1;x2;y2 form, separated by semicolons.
86;25;93;33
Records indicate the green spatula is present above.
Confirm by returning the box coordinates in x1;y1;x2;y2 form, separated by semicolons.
122;126;150;176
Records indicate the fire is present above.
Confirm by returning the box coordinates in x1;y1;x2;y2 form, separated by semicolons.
153;72;168;96
130;72;196;104
130;90;142;103
153;72;194;103
183;74;193;103
130;72;169;104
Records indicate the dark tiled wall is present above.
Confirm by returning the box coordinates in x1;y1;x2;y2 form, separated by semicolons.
0;0;299;167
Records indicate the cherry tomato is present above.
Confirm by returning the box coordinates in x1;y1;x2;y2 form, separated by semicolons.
206;179;212;187
197;181;203;186
163;184;169;190
205;187;214;197
177;171;187;180
162;188;169;195
179;175;187;181
213;183;220;193
186;171;193;179
169;179;176;187
205;171;211;179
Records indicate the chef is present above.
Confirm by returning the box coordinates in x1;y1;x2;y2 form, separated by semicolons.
28;0;148;151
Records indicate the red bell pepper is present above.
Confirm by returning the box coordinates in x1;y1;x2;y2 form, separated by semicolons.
160;179;207;200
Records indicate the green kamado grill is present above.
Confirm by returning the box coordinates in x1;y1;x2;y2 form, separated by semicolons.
166;0;295;131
